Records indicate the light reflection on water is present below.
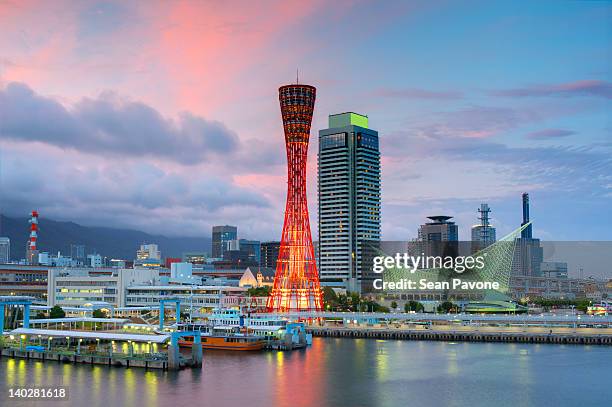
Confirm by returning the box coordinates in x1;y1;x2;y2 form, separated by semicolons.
0;338;610;407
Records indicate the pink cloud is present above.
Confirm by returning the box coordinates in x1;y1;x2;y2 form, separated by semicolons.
493;80;612;99
131;1;327;114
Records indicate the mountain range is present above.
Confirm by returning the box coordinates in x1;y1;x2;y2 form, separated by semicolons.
0;215;211;261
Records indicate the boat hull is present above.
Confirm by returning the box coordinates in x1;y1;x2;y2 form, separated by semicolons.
179;338;264;351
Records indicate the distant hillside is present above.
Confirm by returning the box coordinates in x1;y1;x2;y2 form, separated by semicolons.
0;215;211;261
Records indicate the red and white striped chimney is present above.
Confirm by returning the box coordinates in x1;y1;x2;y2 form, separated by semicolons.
28;210;39;251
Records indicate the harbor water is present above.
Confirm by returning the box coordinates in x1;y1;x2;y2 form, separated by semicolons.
0;337;609;407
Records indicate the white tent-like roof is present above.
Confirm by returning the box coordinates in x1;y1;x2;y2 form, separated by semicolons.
9;328;170;343
28;317;128;324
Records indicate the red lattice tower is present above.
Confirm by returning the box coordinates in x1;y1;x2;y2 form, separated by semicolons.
267;84;323;312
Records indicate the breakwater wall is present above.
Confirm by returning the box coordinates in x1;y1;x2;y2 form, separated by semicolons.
0;347;173;369
307;328;612;345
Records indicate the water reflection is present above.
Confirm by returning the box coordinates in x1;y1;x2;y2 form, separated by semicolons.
0;339;610;407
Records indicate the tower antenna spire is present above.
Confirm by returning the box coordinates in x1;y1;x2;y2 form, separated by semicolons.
296;68;299;84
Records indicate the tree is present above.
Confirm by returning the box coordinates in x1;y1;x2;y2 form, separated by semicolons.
405;301;424;313
49;305;65;319
34;311;47;319
322;287;338;304
247;286;272;297
390;301;398;310
92;309;107;318
437;301;456;313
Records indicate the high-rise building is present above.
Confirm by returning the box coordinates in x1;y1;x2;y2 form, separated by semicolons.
317;112;381;291
471;204;496;252
541;262;568;279
222;238;260;267
70;244;86;263
513;193;543;277
211;225;237;258
260;241;280;269
267;83;322;312
418;216;458;241
238;239;260;264
0;237;10;263
136;243;161;260
521;193;533;239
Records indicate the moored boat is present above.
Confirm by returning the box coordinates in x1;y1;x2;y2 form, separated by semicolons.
178;334;265;351
587;301;611;316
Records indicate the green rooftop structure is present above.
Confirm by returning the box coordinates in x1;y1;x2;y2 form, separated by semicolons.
328;112;369;129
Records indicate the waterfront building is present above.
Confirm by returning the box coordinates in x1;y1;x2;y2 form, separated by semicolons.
0;237;10;263
239;267;276;288
212;225;237;258
540;262;568;279
124;284;246;311
183;252;207;264
0;264;48;302
418;216;459;241
471;204;496;252
509;275;590;300
47;267;160;308
318;112;381;291
260;241;280;269
170;262;193;279
136;243;161;260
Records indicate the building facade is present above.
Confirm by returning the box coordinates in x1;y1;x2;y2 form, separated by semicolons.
0;264;48;303
260;241;280;269
136;244;161;260
125;285;246;311
318;112;381;291
0;237;10;263
513;193;543;277
418;216;459;242
47;268;160;308
211;225;237;258
540;262;569;279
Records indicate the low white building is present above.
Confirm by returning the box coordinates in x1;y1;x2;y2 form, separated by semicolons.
125;284;246;311
47;267;160;308
88;254;103;268
239;267;276;288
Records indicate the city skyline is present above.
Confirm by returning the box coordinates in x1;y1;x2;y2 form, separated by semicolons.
0;1;610;242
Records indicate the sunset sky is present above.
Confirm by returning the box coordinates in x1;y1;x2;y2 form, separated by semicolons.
0;0;610;242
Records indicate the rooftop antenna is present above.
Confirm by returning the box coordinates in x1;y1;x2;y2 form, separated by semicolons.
296;68;299;84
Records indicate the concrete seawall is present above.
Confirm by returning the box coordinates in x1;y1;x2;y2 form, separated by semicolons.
1;348;170;369
307;328;612;345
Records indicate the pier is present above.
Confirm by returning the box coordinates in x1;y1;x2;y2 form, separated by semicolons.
0;296;202;370
0;328;203;370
